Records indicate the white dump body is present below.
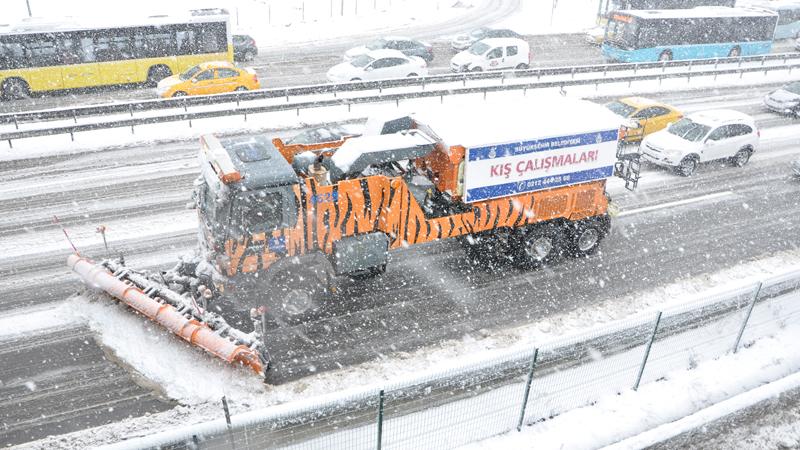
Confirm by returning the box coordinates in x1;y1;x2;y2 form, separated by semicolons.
413;96;624;203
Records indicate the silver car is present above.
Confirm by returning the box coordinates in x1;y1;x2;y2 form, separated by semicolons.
763;81;800;116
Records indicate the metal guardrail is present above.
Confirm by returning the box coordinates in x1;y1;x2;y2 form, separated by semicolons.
1;52;799;126
101;270;800;450
3;58;799;145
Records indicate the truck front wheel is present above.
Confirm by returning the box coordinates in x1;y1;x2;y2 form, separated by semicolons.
265;267;328;324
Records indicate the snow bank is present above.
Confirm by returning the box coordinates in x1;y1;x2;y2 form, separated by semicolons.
461;322;800;450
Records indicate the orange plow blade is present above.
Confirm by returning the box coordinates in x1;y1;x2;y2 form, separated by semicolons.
67;254;267;377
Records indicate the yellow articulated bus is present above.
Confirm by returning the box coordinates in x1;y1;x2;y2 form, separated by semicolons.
0;13;232;100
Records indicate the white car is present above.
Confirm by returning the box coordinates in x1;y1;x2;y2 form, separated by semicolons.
450;38;530;73
326;49;428;83
640;109;759;177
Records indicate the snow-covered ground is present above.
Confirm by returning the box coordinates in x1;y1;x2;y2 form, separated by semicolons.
11;248;800;449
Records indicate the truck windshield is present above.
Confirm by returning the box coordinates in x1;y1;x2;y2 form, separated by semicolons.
235;190;283;233
667;118;710;142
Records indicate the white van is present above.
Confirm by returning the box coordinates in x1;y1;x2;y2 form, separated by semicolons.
450;37;530;73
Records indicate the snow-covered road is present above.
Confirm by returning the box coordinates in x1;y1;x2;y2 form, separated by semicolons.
2;80;800;446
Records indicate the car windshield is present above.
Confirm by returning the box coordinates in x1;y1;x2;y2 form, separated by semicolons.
468;41;490;55
179;65;202;81
667;118;711;142
350;54;374;68
470;28;488;38
783;82;800;95
366;39;387;50
605;101;636;118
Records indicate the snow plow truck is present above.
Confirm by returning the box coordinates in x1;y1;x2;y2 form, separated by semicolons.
68;96;634;378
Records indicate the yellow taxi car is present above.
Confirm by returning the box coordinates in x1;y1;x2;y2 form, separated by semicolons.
155;61;260;98
604;97;683;143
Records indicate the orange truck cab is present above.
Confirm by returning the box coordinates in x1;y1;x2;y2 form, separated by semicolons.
194;97;626;322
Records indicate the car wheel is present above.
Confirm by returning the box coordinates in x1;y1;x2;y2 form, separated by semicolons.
235;86;248;91
350;78;362;82
407;73;418;77
676;156;698;177
728;46;741;58
658;50;672;62
172;91;187;97
1;78;30;100
732;148;751;167
471;66;483;72
515;63;529;70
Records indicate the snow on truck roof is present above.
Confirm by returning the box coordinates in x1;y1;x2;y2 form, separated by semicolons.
616;6;777;20
412;96;624;150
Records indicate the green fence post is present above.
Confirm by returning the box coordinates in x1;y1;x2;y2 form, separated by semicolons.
516;348;539;431
377;389;385;450
633;311;662;391
733;282;763;354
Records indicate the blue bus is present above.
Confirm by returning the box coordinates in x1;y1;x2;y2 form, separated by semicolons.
601;7;779;63
753;1;800;39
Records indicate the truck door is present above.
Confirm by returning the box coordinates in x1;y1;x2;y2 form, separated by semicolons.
230;186;298;262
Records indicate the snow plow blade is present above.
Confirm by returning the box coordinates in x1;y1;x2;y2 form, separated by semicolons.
67;254;267;377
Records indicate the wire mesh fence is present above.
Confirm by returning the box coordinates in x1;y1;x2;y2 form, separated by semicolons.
111;271;800;450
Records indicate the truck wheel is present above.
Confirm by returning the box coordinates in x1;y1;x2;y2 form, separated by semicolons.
461;234;502;269
514;224;562;268
567;217;608;258
266;267;328;325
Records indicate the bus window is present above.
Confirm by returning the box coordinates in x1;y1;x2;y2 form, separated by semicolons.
27;35;60;68
0;40;26;70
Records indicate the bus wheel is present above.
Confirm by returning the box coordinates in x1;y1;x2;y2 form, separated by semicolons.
2;78;30;100
658;51;672;62
728;46;741;58
234;86;248;91
147;65;172;86
172;91;187;97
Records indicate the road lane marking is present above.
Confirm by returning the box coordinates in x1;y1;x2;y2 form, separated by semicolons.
618;191;735;218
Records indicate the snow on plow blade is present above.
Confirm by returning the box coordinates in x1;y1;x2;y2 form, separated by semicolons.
67;254;267;377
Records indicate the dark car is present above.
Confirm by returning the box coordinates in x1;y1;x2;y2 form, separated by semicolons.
763;81;800;117
344;36;434;63
233;34;258;62
286;124;363;145
451;27;522;51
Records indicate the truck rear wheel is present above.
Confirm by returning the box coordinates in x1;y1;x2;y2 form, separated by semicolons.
567;217;609;258
265;267;328;324
514;223;563;268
